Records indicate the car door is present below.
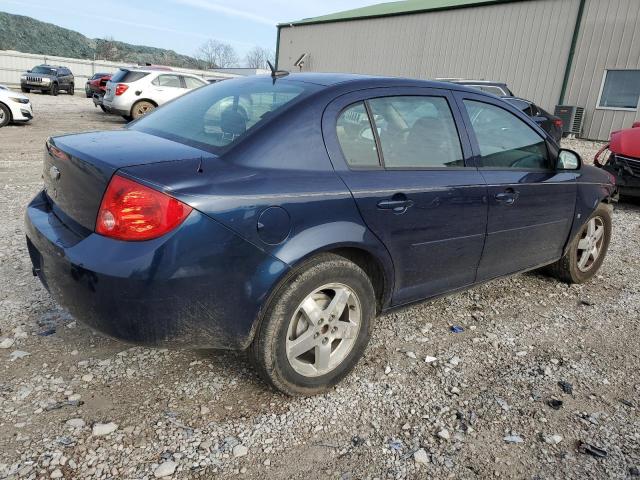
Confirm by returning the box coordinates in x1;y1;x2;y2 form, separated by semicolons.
454;91;577;280
323;87;488;305
150;74;185;105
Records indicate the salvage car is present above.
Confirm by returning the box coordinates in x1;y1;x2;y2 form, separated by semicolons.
102;67;208;121
503;96;563;144
595;122;640;198
21;65;74;95
25;74;616;395
0;84;33;127
85;72;112;98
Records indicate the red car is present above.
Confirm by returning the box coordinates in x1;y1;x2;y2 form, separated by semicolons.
595;122;640;198
85;73;112;98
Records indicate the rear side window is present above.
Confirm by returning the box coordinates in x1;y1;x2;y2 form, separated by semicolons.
183;76;206;89
463;100;549;169
110;69;150;83
368;96;464;168
153;74;182;88
336;102;380;167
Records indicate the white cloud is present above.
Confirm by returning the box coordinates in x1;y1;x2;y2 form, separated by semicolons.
175;0;277;26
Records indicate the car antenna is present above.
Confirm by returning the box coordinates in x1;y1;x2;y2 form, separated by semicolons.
267;61;289;81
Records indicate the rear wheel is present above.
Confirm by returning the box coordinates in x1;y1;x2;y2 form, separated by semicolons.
545;203;612;283
131;100;155;120
250;253;375;396
68;83;74;95
0;103;11;127
21;87;30;93
100;105;107;113
50;84;59;96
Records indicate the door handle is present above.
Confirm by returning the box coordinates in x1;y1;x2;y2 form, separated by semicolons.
377;194;414;214
495;188;519;205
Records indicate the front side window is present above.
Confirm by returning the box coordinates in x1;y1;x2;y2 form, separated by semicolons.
336;102;380;168
598;70;640;110
463;100;549;169
368;96;464;168
153;74;182;88
131;77;318;152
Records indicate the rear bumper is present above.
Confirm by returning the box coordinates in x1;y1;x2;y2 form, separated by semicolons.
102;97;130;116
25;191;289;349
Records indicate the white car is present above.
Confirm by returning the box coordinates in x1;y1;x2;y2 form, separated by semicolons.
0;85;33;128
102;67;208;121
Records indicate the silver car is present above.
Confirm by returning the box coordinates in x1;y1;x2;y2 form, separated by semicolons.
102;67;208;121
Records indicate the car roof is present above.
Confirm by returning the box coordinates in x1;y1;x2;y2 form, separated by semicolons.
275;72;491;95
440;79;509;87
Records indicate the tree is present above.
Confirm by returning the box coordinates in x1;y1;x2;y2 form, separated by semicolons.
244;46;275;69
95;36;119;61
196;39;238;69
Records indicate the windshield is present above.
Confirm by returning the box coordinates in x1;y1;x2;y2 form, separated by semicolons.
31;66;56;75
131;78;321;153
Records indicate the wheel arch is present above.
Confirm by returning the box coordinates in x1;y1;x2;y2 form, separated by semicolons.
0;100;13;122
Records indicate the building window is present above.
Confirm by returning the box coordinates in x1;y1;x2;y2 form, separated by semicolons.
597;70;640;110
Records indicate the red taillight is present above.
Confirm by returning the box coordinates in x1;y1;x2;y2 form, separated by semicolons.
96;175;192;241
114;83;129;96
553;118;563;128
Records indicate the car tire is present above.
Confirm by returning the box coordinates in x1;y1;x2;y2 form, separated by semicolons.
68;83;74;95
0;102;11;128
250;253;375;396
545;203;612;284
131;100;155;120
50;84;59;96
121;115;134;122
21;87;30;93
100;105;107;113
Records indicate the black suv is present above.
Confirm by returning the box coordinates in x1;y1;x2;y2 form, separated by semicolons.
21;65;75;96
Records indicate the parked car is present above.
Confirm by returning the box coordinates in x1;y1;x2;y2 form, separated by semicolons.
102;67;208;121
0;84;33;127
25;74;615;395
85;72;112;98
503;96;564;143
595;122;640;198
20;65;74;96
440;79;514;97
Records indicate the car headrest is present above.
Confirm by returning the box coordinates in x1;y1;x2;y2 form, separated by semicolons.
220;108;247;137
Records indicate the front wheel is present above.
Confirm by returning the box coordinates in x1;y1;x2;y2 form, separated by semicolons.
545;203;612;283
68;83;74;95
250;253;375;396
21;87;30;93
50;84;59;96
0;103;11;127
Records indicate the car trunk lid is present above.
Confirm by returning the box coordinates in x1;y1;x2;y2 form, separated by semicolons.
43;130;211;232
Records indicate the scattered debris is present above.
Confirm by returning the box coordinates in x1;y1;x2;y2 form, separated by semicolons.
543;434;563;445
577;442;608;458
558;381;573;395
450;325;464;333
44;400;84;411
504;435;524;444
154;461;177;478
92;422;118;436
413;448;429;465
547;399;563;410
9;350;30;361
424;356;437;363
232;445;248;458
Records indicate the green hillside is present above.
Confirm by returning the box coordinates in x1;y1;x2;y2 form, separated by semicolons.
0;11;201;68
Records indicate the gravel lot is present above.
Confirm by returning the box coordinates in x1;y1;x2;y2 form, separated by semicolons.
1;92;639;480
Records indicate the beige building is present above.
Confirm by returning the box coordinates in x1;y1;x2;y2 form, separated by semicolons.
276;0;640;141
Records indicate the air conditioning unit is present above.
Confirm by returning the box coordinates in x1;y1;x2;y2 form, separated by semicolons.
553;105;585;136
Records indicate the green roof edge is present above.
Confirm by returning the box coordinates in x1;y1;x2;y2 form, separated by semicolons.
278;0;525;27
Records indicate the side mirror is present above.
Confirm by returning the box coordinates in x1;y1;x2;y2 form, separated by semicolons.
557;149;582;170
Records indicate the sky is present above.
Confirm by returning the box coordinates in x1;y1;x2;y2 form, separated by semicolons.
0;0;377;62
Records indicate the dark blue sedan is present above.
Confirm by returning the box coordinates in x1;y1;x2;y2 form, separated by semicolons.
25;73;616;395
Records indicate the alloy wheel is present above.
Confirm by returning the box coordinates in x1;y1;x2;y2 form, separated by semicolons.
133;102;154;119
0;109;5;122
576;217;605;272
286;283;361;377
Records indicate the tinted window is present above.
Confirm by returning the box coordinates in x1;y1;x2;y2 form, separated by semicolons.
505;98;533;116
368;96;464;168
183;76;207;89
336;102;380;168
463;100;549;169
110;69;150;83
131;78;318;153
598;70;640;109
153;74;182;88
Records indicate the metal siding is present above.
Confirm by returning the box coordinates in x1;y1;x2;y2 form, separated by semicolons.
279;0;579;112
564;0;640;140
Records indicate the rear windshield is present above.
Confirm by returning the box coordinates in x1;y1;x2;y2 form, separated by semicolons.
110;69;149;83
130;77;321;153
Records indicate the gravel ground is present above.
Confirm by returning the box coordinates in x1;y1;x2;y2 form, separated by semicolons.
1;92;639;480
